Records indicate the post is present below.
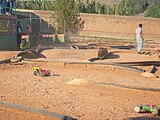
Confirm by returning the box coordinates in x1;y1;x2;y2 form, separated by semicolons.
30;14;31;25
64;19;66;42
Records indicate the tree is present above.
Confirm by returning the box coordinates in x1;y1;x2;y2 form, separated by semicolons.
85;1;96;13
145;2;160;18
95;0;101;14
17;0;26;9
53;0;84;42
76;1;86;13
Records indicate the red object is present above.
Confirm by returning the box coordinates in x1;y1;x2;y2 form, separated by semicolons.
40;69;50;75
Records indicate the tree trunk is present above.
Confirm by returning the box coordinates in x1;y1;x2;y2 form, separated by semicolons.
64;32;70;43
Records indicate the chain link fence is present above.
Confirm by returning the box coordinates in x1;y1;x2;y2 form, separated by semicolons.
17;14;65;48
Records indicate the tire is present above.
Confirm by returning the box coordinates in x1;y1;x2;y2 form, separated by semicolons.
152;107;158;116
134;106;141;113
40;72;45;77
34;71;38;75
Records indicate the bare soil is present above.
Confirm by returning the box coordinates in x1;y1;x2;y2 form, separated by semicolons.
0;43;160;120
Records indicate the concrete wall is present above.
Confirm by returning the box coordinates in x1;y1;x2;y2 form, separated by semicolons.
17;9;160;41
80;13;160;41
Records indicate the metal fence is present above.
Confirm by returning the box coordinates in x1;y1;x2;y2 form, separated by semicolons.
18;15;65;48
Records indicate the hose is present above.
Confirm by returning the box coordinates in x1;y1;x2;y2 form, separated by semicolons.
65;62;145;73
0;101;77;120
94;82;160;92
0;59;11;64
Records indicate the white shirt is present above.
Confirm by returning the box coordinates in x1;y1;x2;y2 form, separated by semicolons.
136;27;142;38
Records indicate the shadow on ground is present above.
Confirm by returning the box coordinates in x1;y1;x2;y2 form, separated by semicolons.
105;52;120;59
21;53;47;59
110;45;135;50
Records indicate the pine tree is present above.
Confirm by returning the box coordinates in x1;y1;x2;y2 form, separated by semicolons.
53;0;84;42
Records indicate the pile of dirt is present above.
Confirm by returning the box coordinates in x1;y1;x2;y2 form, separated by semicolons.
67;78;91;85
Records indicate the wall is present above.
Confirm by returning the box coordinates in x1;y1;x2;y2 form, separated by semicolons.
80;13;160;41
17;9;160;41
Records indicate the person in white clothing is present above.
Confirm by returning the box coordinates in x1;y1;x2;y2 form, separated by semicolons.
136;24;144;54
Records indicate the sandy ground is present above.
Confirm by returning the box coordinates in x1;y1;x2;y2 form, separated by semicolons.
0;43;160;120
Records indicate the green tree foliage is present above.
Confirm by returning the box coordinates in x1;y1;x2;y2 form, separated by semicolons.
95;1;102;14
16;0;55;10
76;1;86;13
85;1;96;13
76;0;106;14
53;0;84;42
16;0;26;9
145;2;160;18
16;0;160;18
109;0;150;16
75;0;150;16
114;0;138;16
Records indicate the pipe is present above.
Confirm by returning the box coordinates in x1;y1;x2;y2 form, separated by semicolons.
66;61;160;66
94;82;160;92
65;62;146;73
0;101;77;120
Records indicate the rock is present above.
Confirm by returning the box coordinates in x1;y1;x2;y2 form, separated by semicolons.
67;78;91;85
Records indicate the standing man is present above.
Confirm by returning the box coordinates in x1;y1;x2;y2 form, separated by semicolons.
136;24;144;54
17;21;22;49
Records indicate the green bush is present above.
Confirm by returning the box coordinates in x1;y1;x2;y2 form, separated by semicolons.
16;0;160;18
145;3;160;18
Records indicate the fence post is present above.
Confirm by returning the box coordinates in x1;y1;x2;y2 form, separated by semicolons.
64;19;66;42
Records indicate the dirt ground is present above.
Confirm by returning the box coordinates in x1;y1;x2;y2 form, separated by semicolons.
0;42;160;120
